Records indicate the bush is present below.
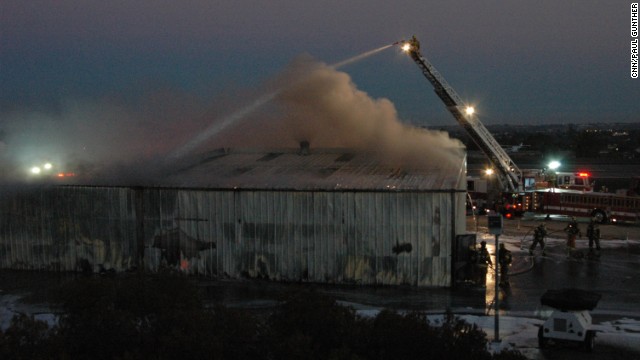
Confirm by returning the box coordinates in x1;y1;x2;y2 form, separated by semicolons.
434;310;492;360
1;277;527;360
50;273;260;360
363;309;438;359
0;313;57;359
492;349;529;360
361;309;496;360
265;290;362;360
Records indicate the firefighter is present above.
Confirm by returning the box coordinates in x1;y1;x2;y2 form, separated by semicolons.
498;243;512;288
564;217;582;253
530;223;547;255
475;241;492;287
409;35;420;50
467;244;478;282
587;219;601;252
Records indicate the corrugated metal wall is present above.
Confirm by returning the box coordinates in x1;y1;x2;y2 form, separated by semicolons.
0;186;137;272
0;186;464;287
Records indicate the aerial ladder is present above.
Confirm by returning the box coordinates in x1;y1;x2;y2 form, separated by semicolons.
398;36;522;193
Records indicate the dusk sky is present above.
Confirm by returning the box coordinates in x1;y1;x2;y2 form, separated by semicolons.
1;1;639;182
2;1;638;125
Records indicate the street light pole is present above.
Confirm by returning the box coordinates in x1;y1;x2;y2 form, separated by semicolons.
487;214;503;344
494;233;500;343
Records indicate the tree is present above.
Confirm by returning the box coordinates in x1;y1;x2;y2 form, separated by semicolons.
1;277;527;360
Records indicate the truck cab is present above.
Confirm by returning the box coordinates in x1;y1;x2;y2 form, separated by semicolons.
555;171;593;192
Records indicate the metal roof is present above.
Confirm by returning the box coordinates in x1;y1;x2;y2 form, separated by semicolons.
163;147;466;191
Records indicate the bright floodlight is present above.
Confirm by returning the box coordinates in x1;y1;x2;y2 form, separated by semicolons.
465;106;475;115
44;162;52;170
548;160;561;170
401;43;412;52
30;166;41;174
485;168;494;176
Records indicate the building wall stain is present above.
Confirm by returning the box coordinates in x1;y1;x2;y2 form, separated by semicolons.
0;186;464;287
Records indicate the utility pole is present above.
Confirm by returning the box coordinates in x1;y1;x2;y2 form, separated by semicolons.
494;232;500;343
487;214;503;343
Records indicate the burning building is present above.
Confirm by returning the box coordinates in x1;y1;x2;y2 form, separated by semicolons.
0;145;467;287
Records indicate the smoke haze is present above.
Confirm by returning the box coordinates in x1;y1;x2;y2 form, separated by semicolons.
0;54;464;186
0;89;208;185
217;55;465;169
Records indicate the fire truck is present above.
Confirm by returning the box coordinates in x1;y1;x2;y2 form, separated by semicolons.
527;188;640;223
398;37;638;223
398;36;522;194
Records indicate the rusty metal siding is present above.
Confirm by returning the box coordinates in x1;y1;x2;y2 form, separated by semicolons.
182;189;457;287
0;186;463;287
0;186;137;272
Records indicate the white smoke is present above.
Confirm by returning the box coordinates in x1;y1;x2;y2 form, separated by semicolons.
0;54;465;186
217;55;465;169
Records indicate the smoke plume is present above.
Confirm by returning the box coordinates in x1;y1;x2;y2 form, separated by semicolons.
217;55;465;169
0;54;464;186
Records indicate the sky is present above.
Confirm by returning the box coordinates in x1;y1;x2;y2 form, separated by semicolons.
1;1;639;183
2;1;638;125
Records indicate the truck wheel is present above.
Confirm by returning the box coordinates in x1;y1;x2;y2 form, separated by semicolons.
584;331;595;352
538;327;547;349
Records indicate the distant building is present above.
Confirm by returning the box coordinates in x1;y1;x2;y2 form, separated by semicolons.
0;147;468;287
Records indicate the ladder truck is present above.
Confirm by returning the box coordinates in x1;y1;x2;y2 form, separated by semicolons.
398;37;630;223
398;36;522;194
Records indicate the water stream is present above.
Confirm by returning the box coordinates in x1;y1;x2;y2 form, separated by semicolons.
167;43;396;161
